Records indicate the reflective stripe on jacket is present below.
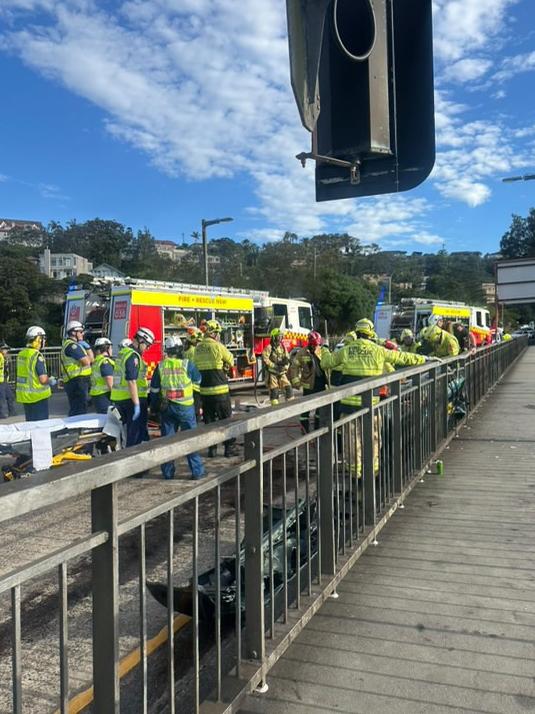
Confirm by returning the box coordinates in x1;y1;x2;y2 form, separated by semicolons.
61;338;91;382
194;337;233;396
159;357;194;406
321;338;425;408
111;347;147;401
290;346;329;390
90;354;115;397
0;352;4;384
16;348;51;404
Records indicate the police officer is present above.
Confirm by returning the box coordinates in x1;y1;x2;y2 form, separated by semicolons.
61;320;93;416
89;338;115;414
290;331;329;432
111;327;154;447
0;341;16;419
194;319;237;457
150;336;205;480
262;328;292;406
16;326;56;421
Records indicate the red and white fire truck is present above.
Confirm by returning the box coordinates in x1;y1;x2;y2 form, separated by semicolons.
64;279;313;381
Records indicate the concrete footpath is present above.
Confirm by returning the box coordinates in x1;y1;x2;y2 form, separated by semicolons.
240;347;535;714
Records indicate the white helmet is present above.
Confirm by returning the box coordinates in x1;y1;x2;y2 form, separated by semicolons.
428;314;443;327
66;320;84;333
135;326;155;346
119;338;133;349
26;325;46;341
94;337;112;348
164;335;183;351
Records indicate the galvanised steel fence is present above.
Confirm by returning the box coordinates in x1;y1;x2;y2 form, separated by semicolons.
0;338;527;714
6;347;62;385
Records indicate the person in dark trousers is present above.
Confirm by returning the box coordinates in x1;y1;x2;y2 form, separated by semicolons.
61;320;93;416
16;326;56;421
194;319;238;457
0;341;16;419
290;331;329;432
89;338;115;414
150;336;205;480
111;327;154;448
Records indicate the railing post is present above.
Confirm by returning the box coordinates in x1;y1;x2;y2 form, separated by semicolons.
413;373;423;471
361;390;376;527
91;483;119;714
244;428;265;662
391;380;402;495
440;363;449;437
429;367;437;454
318;404;336;576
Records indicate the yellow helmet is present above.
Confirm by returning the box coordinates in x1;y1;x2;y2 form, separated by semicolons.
421;325;440;342
355;318;375;338
270;328;282;338
400;328;414;342
206;319;222;334
344;330;357;343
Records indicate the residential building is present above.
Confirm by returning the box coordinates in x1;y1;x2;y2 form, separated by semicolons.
0;218;44;243
91;263;125;280
39;248;93;280
154;240;189;262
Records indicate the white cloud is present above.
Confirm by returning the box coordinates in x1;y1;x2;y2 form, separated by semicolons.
0;0;533;249
493;50;535;83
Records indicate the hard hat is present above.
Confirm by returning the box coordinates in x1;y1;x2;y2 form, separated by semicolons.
344;331;357;343
270;328;282;338
205;319;222;334
308;330;323;347
164;335;183;351
355;318;375;338
135;326;155;345
400;328;414;341
428;314;443;327
421;325;440;341
94;337;112;348
66;320;84;333
119;338;132;349
26;325;46;340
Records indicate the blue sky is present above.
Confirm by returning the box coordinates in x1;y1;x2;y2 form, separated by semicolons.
1;0;535;253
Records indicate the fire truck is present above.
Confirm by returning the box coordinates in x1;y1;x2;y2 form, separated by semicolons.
63;279;313;381
378;298;492;346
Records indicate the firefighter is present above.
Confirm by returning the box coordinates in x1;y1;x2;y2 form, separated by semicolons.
184;327;203;419
290;330;329;432
399;328;420;353
61;320;94;417
262;328;292;406
111;326;154;447
89;338;115;414
16;326;56;422
451;322;477;352
321;318;432;476
420;325;460;358
194;319;238;457
150;336;205;480
0;341;16;419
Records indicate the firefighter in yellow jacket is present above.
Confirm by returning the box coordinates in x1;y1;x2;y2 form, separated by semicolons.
262;328;292;406
321;318;432;476
290;331;329;432
420;325;460;358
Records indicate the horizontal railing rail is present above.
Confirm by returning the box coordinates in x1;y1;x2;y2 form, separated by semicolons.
0;337;528;714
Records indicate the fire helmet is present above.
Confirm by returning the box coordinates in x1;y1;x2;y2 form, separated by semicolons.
135;326;155;346
308;330;322;347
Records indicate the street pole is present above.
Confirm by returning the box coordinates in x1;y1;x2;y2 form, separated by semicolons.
200;216;234;288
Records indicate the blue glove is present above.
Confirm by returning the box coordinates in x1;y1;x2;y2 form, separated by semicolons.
79;340;91;350
132;403;141;421
48;376;57;388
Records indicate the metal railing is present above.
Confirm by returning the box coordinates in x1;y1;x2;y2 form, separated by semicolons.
6;347;62;384
0;338;527;713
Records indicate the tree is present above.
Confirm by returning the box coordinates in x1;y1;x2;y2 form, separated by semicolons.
308;269;377;333
500;210;535;258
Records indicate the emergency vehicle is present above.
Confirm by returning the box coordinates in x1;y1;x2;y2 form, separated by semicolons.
64;279;313;381
382;299;492;346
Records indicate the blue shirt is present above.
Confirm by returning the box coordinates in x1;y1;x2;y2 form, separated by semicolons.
35;353;47;377
100;361;114;378
64;342;86;361
124;351;141;381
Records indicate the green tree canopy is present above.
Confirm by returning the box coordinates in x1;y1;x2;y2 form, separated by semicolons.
500;209;535;258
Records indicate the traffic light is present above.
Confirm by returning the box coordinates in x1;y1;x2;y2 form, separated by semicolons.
287;0;435;201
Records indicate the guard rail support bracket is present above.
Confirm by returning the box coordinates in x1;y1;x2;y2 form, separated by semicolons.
318;404;336;576
91;483;120;713
440;364;449;441
391;381;402;494
244;429;265;662
361;390;376;528
430;368;437;454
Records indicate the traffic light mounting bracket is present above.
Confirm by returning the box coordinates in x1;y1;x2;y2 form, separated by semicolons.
296;151;361;185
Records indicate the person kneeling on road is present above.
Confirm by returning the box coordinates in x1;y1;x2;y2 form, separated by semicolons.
150;336;205;480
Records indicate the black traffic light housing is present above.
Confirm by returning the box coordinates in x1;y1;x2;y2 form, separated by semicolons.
287;0;435;201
